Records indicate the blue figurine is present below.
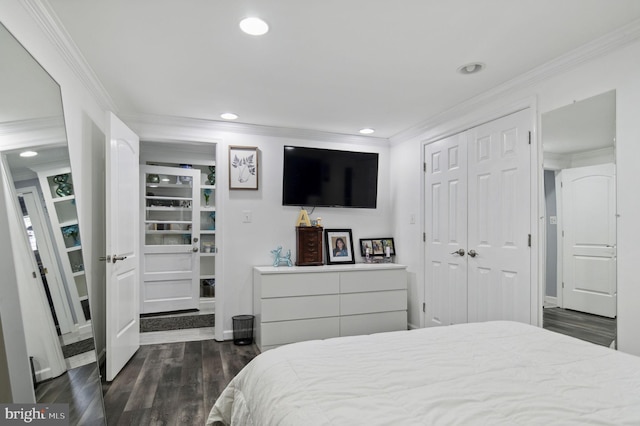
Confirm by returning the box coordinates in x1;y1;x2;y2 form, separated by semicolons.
270;246;293;267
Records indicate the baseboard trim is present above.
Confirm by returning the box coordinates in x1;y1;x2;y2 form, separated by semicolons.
544;296;558;308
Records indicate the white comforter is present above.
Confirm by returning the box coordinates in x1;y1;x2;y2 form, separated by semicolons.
207;321;640;425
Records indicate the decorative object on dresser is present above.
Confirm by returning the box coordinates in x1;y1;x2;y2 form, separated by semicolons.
295;226;323;266
229;145;259;190
325;228;355;264
270;246;293;267
360;238;396;257
295;208;312;226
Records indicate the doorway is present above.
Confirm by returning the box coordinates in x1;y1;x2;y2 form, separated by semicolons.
541;90;617;347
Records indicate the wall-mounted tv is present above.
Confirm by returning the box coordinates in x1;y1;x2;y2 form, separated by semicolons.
282;145;379;209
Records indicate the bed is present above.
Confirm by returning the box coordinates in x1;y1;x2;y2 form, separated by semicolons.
207;321;640;425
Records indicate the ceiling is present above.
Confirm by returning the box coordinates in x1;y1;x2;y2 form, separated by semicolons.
542;90;616;155
47;1;640;139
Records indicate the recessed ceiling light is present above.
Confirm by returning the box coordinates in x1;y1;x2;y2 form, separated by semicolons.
221;113;239;120
359;128;375;135
457;62;485;75
239;17;269;36
19;150;38;158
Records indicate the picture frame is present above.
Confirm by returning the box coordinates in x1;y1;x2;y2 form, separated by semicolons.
325;229;355;265
359;238;396;257
229;146;259;190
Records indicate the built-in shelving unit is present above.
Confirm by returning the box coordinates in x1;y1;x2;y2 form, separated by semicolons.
140;142;218;312
37;166;88;326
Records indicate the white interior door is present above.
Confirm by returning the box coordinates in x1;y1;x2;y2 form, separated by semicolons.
467;109;531;323
20;189;73;334
425;132;468;326
424;109;532;326
141;164;201;313
105;112;140;381
561;163;616;318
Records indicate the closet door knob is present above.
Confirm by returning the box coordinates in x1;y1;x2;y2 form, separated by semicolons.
450;249;465;256
468;249;478;258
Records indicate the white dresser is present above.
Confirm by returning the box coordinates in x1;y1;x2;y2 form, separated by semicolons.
253;264;408;351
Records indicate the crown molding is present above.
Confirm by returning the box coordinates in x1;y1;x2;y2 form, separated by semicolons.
124;113;391;148
0;116;66;150
22;0;118;112
390;18;640;145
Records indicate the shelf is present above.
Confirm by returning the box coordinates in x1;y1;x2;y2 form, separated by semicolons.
145;220;191;224
145;195;192;201
72;271;85;277
146;182;193;188
59;219;79;228
66;245;82;253
200;274;216;280
200;230;216;234
201;184;216;190
146;206;192;212
200;206;216;212
145;230;192;235
52;194;75;203
200;253;216;257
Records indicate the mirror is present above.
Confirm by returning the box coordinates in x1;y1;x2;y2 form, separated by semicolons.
541;90;617;348
0;21;106;422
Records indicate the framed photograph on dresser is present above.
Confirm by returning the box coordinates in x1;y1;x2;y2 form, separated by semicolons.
360;238;396;257
325;229;355;264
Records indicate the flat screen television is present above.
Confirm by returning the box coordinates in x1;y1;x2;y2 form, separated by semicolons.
282;145;379;208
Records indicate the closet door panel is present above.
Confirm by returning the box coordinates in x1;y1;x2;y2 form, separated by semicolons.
467;109;531;323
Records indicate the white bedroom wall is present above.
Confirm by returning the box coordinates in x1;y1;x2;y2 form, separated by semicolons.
390;38;640;356
131;119;392;339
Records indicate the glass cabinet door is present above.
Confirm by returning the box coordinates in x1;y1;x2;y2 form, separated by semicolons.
143;166;200;246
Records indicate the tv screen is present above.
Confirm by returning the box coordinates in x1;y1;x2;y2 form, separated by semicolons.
282;146;379;208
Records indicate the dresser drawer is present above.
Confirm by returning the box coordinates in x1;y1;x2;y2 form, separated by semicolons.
340;269;407;293
261;317;340;346
262;294;339;322
340;311;407;337
340;290;407;315
261;272;339;298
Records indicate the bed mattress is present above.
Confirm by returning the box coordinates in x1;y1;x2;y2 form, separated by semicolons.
207;321;640;425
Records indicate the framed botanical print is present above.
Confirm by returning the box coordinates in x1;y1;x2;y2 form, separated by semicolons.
229;146;259;190
324;229;355;264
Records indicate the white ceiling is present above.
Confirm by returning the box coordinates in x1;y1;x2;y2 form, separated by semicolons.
542;90;616;155
47;0;640;139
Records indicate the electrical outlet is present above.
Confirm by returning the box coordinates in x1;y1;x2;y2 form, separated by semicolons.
242;210;252;223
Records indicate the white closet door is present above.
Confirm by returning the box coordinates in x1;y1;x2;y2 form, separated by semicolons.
561;163;616;318
467;109;531;323
425;132;468;327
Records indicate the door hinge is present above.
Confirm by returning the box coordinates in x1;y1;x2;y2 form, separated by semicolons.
528;131;531;145
423;162;426;172
562;282;565;289
528;234;531;247
422;302;426;313
32;271;37;279
423;232;426;242
562;230;564;237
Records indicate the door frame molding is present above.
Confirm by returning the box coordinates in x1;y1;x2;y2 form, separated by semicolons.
420;96;540;328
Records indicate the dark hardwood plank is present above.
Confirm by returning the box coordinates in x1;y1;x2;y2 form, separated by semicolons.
103;339;259;426
543;307;616;347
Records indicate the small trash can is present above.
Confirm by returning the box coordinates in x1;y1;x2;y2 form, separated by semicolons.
232;315;255;346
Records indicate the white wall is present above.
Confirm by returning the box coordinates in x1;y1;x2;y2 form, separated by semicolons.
132;119;392;338
390;39;640;355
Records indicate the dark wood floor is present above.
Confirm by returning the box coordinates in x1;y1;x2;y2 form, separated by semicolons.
543;307;616;347
35;362;106;426
102;340;260;426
